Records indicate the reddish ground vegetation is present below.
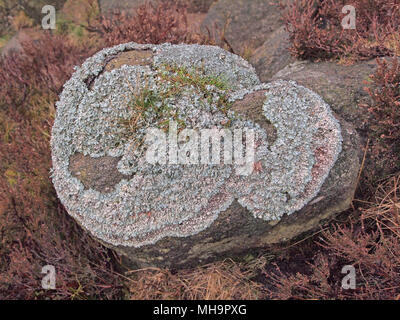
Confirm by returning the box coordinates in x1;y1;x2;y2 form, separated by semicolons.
265;174;400;300
0;34;123;299
0;1;208;299
364;58;400;145
358;57;400;186
0;34;96;109
86;1;209;47
281;0;400;62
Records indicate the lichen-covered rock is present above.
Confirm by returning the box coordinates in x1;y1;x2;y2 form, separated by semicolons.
51;42;360;269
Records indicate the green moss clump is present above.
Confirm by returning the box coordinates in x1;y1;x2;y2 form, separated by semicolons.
158;64;233;118
119;64;236;143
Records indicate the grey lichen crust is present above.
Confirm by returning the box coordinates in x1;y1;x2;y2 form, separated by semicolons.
51;42;342;248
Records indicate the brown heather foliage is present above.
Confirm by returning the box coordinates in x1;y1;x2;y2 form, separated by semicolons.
265;174;400;300
87;1;209;47
282;0;400;62
0;34;123;299
364;58;400;145
358;57;400;182
358;57;400;190
0;34;96;108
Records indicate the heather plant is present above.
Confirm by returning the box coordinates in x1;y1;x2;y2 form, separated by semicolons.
0;102;124;299
0;33;123;298
87;1;209;47
265;174;400;300
358;57;400;183
0;33;96;109
281;0;400;62
363;58;400;144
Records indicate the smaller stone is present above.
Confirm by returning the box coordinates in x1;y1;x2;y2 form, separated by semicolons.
249;25;295;82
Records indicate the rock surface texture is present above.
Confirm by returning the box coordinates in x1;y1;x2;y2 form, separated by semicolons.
51;43;361;268
201;0;283;55
272;59;380;130
249;25;295;82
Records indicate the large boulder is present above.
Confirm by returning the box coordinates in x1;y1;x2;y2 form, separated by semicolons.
51;43;361;269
